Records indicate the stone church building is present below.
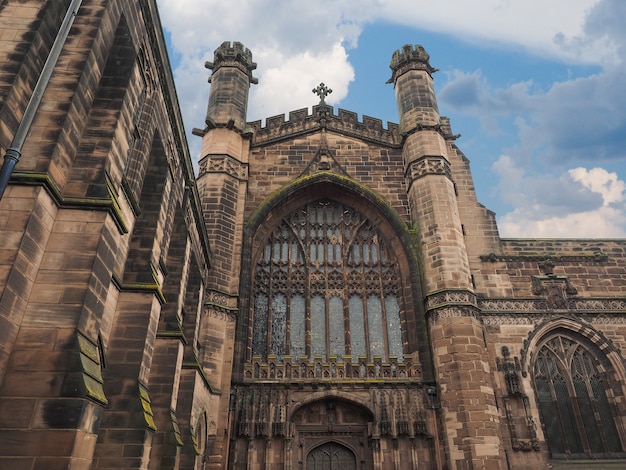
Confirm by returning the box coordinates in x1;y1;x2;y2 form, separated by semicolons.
0;1;625;469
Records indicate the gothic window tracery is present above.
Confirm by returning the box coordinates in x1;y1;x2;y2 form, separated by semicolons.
533;332;624;458
251;199;404;364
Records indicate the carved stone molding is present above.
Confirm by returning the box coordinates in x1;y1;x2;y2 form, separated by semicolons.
482;314;546;326
531;274;577;296
405;155;451;184
478;297;626;314
569;298;626;311
206;306;236;321
205;290;238;319
482;313;626;326
479;299;547;313
427;305;480;322
480;252;608;263
198;154;248;180
425;289;477;311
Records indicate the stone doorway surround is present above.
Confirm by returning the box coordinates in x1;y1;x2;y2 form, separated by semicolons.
293;398;372;470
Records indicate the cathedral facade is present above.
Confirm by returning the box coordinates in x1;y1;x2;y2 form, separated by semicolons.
0;1;625;469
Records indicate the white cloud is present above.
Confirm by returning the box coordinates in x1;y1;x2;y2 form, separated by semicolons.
249;43;354;121
569;167;625;206
439;70;534;122
155;0;626;238
498;206;626;238
156;0;606;146
156;0;373;161
377;0;604;63
493;156;626;238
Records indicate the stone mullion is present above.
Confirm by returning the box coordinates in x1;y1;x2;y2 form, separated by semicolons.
264;438;272;469
247;437;254;469
304;216;312;359
375;238;392;362
266;233;276;361
360;237;372;362
372;437;383;470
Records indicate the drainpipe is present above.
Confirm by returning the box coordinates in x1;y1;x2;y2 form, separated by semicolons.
0;0;83;200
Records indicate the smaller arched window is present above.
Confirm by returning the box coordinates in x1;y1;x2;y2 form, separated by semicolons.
533;332;625;458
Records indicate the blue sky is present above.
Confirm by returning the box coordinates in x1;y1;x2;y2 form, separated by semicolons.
156;0;626;238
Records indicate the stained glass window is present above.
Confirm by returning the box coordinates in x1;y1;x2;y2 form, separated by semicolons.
251;199;403;364
533;333;624;458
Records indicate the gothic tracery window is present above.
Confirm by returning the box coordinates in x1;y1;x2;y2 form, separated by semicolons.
533;332;624;458
251;199;404;364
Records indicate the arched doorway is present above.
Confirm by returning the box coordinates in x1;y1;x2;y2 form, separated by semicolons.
292;397;373;469
307;442;356;470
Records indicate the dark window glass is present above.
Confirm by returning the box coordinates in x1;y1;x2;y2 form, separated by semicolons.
533;333;624;458
251;200;404;364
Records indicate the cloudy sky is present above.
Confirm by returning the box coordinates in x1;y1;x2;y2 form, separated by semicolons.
156;0;626;238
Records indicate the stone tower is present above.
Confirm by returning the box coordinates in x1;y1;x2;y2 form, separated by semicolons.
193;41;258;466
389;44;505;468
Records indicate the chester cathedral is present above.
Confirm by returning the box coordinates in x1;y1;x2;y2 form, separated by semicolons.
1;1;626;469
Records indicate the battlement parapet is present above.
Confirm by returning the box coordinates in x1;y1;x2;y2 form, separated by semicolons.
205;41;258;84
388;44;438;83
249;104;400;147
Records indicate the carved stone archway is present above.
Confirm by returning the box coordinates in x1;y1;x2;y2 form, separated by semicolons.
306;442;356;470
292;397;373;470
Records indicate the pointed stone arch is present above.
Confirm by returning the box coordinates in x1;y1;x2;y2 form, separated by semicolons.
289;391;375;422
306;441;357;470
235;172;432;382
290;396;373;469
521;315;626;383
522;317;626;459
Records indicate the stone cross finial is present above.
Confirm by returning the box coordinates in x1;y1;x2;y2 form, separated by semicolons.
312;82;332;104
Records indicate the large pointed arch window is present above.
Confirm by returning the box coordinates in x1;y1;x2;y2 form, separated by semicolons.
251;199;404;363
533;332;624;458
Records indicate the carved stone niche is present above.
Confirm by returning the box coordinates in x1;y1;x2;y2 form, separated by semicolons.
496;346;539;452
531;274;577;310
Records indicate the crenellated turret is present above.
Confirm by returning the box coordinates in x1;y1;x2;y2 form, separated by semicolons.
390;44;467;292
388;44;439;132
391;44;507;469
204;41;258;131
195;44;257;461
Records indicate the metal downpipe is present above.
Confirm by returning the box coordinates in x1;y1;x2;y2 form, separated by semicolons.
0;0;84;200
